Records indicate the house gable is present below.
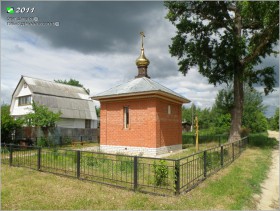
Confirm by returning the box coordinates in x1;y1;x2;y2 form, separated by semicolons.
10;77;33;117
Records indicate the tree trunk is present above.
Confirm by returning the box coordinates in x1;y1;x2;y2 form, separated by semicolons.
228;6;244;142
229;72;244;142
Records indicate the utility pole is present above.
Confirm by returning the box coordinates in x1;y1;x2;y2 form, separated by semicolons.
195;115;199;152
191;103;194;132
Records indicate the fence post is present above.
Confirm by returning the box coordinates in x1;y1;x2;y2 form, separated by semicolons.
239;140;241;154
219;136;221;146
9;144;13;166
37;147;41;170
203;151;207;178
77;151;81;179
133;156;138;191
232;143;235;161
175;160;180;195
221;145;224;167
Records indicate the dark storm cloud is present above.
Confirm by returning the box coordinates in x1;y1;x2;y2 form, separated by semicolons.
2;1;164;54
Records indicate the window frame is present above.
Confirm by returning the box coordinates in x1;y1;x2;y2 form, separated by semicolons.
168;105;171;115
18;95;32;106
123;106;129;129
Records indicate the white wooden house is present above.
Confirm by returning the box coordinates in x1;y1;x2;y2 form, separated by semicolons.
10;76;98;129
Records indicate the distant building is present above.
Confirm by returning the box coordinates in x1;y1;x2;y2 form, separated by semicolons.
182;121;192;132
92;33;190;156
10;76;98;129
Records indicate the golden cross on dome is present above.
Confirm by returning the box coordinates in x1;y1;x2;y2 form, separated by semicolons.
140;32;145;48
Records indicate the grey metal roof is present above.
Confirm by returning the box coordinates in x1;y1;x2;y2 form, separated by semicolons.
32;94;97;120
93;77;190;103
23;76;87;99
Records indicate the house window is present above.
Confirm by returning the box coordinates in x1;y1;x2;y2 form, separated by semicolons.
168;105;171;114
18;95;31;106
85;119;91;128
124;106;129;129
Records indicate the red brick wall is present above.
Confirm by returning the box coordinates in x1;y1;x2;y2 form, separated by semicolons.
100;97;182;148
155;99;182;147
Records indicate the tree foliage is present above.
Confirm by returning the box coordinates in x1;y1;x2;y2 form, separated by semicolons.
54;78;90;94
183;85;269;134
268;108;279;131
54;78;83;87
1;104;23;143
25;102;61;136
165;1;278;141
182;104;215;132
212;85;268;133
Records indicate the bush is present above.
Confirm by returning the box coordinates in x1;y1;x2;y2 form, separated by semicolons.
86;155;107;168
116;155;133;172
205;151;220;169
182;134;195;144
248;133;278;148
1;147;9;154
63;137;72;145
153;160;169;186
52;148;60;160
240;127;250;137
37;137;49;147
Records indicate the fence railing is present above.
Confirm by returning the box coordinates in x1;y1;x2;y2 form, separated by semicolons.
1;137;248;196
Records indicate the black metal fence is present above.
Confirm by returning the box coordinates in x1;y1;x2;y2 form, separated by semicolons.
1;137;248;196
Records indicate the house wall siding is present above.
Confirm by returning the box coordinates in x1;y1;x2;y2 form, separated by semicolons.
11;84;33;116
57;118;97;129
11;100;32;116
17;85;32;97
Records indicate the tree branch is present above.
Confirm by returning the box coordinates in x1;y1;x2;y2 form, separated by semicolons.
227;4;236;12
242;21;262;30
241;27;275;65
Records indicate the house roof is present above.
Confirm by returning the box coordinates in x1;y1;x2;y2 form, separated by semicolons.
32;94;96;119
92;77;190;103
22;76;89;100
12;76;97;120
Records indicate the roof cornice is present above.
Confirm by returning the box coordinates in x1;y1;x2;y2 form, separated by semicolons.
92;90;190;104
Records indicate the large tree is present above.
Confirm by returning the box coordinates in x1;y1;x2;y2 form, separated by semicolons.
165;1;279;141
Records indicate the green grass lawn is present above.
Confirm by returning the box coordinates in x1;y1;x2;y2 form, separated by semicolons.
167;142;221;159
58;142;99;150
1;147;272;210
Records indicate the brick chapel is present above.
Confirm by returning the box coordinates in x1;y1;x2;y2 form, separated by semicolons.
92;33;190;156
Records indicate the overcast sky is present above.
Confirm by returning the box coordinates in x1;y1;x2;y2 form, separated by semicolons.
1;1;279;117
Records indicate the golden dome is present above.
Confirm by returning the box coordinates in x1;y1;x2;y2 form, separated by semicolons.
136;47;150;67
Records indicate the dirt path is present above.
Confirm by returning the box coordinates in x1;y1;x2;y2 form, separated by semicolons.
256;130;279;210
